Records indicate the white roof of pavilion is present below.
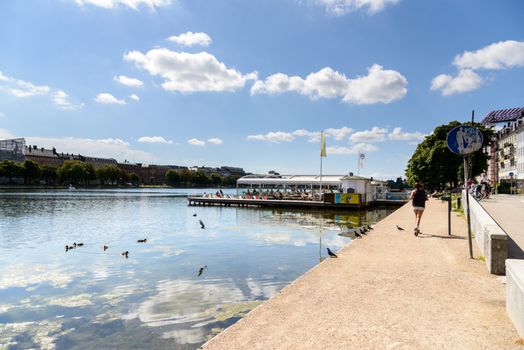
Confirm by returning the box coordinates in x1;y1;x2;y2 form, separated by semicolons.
237;175;354;186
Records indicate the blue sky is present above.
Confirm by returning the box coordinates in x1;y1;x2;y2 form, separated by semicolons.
0;0;523;179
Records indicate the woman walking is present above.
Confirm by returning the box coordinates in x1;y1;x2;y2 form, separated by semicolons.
410;183;428;236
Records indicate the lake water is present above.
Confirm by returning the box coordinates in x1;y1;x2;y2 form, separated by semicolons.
0;189;397;349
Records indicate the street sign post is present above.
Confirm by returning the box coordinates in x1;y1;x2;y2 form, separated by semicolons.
446;125;484;259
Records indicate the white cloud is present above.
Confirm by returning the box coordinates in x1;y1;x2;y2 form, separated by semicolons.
292;127;353;142
94;92;126;105
0;71;50;98
187;138;205;146
167;32;212;47
388;127;425;141
453;40;524;70
251;64;407;105
326;143;378;155
0;128;16;139
349;127;387;143
25;135;152;162
247;131;295;143
292;129;321;142
0;71;85;109
431;40;524;96
114;75;144;87
430;69;482;96
124;48;257;93
311;0;400;16
74;0;172;10
138;136;173;144
129;94;140;101
52;90;84;110
325;126;353;141
207;138;223;145
344;64;408;104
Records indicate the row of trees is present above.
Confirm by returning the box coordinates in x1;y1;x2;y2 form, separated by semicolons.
386;177;409;190
0;160;240;187
166;169;239;187
0;160;139;186
406;121;492;191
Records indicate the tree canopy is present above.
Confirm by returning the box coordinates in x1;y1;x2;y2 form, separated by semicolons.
405;121;492;191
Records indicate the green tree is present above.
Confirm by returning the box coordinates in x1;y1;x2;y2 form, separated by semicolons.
23;160;40;184
129;172;140;185
210;173;222;186
96;165;121;185
0;160;24;183
58;160;96;185
119;168;129;184
406;121;492;191
193;171;209;186
166;169;181;186
222;175;239;187
40;165;58;184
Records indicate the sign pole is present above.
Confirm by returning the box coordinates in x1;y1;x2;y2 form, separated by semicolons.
446;123;482;259
464;155;473;259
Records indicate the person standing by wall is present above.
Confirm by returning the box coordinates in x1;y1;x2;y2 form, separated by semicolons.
410;183;428;236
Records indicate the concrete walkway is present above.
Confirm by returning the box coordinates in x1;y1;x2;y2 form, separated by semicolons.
203;199;522;350
479;194;524;259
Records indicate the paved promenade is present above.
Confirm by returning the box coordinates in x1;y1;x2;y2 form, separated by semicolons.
479;194;524;259
203;199;521;350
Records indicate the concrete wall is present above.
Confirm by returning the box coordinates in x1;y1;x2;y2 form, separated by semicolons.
463;191;507;275
506;259;524;337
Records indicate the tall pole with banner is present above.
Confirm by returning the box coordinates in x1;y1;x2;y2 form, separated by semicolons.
358;152;365;176
446;124;483;259
320;131;327;194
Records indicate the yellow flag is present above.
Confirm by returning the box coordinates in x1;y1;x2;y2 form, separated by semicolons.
320;131;327;157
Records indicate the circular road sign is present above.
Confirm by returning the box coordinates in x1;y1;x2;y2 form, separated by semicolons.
446;125;483;155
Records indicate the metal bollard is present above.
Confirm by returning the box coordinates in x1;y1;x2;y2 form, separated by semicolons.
456;197;461;209
448;197;451;236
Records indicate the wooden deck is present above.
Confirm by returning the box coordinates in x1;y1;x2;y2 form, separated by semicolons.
187;196;407;209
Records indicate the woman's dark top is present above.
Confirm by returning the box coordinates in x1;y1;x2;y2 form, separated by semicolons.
412;189;427;208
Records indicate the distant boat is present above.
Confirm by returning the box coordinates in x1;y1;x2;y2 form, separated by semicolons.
69;184;76;190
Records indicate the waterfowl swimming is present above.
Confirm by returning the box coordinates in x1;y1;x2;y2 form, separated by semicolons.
121;251;129;258
65;245;74;251
198;265;207;277
327;248;338;258
137;239;147;243
199;220;205;229
103;245;109;251
76;242;84;247
193;214;197;217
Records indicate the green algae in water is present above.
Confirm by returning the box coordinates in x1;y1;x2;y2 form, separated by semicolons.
214;301;264;322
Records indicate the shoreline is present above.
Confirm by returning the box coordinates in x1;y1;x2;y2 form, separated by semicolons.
202;199;520;349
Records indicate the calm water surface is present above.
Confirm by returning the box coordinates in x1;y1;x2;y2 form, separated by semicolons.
0;189;396;349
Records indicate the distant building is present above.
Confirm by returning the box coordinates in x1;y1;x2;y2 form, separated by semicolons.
219;166;246;177
1;137;246;185
0;138;26;162
189;165;246;177
481;107;524;182
25;145;62;167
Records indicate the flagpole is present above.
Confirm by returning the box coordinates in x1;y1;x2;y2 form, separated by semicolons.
320;131;326;195
320;153;323;193
357;151;360;176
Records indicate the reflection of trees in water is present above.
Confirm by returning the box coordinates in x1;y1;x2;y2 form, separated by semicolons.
259;207;396;230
